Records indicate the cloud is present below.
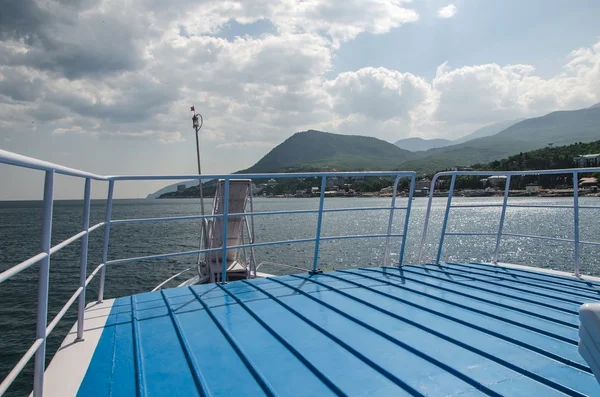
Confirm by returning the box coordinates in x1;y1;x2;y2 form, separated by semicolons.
0;1;147;79
171;0;419;46
0;66;45;102
431;42;600;129
216;141;274;149
300;0;419;45
438;4;457;19
51;124;184;144
104;131;185;144
0;0;599;151
325;67;432;121
321;40;600;139
52;126;86;135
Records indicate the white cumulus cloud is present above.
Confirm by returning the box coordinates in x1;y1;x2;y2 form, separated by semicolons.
321;40;600;139
438;4;457;19
1;0;600;166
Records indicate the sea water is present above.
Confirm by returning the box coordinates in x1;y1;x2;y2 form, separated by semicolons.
1;196;599;395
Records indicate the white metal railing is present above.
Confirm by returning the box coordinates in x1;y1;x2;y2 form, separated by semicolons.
100;171;416;285
0;148;416;397
418;168;600;276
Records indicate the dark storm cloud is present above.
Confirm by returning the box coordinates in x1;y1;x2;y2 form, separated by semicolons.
0;0;96;42
0;0;47;42
0;0;144;78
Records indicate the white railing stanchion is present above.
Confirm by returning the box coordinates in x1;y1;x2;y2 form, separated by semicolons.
33;170;54;397
418;173;442;264
311;176;327;274
436;174;457;264
383;176;401;267
492;174;511;264
248;186;257;277
573;171;580;276
98;180;114;302
399;175;416;266
221;179;230;283
76;178;92;341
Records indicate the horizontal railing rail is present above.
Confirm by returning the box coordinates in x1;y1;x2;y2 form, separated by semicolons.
109;206;408;225
106;171;419;180
0;148;416;397
0;172;103;397
419;167;600;276
104;233;407;266
0;222;105;285
0;149;106;181
101;172;416;283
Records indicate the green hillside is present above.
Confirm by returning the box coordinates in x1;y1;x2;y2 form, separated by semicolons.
161;140;600;197
478;140;600;171
403;107;600;172
447;140;600;191
242;130;415;172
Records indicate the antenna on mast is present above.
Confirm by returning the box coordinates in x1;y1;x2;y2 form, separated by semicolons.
192;106;208;274
191;106;205;217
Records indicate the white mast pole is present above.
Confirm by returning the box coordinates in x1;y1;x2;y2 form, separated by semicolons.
192;107;208;273
191;107;205;216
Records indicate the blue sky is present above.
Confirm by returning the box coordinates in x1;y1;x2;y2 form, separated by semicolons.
1;0;599;199
333;0;600;80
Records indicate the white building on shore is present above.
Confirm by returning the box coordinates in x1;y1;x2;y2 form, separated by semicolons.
573;154;600;167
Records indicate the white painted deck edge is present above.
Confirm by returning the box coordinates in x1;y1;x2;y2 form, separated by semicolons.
40;299;115;397
40;275;275;396
255;271;273;278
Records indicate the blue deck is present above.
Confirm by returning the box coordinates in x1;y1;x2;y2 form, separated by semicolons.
77;263;600;396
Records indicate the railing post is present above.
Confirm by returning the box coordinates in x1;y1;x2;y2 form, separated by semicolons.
248;185;257;277
492;174;511;264
98;180;114;302
573;171;580;276
221;179;230;283
33;170;54;397
311;176;327;274
436;174;456;264
399;174;416;266
418;174;441;264
76;178;92;341
383;176;401;267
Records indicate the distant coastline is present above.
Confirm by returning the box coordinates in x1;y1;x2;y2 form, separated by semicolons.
157;188;600;199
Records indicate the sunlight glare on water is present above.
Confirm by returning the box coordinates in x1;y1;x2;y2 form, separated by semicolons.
1;195;599;395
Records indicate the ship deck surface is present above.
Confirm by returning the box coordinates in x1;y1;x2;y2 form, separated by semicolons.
44;263;600;396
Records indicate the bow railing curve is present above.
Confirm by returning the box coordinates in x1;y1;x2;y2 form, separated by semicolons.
0;148;416;397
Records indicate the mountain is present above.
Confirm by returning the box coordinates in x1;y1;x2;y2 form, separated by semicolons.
590;102;600;109
393;119;522;152
146;179;208;199
453;119;523;144
394;137;452;151
150;104;600;195
402;107;600;172
487;107;600;146
242;130;415;172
